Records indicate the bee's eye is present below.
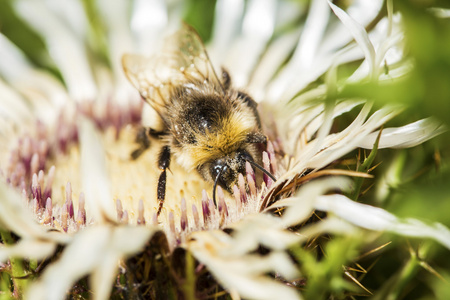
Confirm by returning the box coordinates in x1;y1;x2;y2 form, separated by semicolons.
236;150;253;164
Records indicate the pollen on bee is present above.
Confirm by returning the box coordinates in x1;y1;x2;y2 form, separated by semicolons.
262;151;273;188
233;185;242;211
238;174;247;204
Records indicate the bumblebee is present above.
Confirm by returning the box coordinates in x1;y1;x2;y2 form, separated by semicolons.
122;24;275;216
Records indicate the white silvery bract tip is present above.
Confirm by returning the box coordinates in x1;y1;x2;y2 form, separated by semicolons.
0;0;448;299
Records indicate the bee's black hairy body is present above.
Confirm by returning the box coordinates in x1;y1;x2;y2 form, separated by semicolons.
123;24;272;216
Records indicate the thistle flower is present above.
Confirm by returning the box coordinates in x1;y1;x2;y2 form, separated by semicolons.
0;0;449;299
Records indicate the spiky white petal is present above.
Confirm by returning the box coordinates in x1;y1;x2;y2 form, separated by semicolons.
224;0;276;87
328;1;376;78
26;225;157;300
210;0;245;64
357;118;446;149
268;0;330;101
79;119;116;223
15;0;97;101
314;194;450;249
190;230;301;300
0;239;56;262
0;34;69;125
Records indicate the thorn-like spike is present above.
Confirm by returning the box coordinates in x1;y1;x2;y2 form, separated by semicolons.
38;139;48;158
116;199;123;221
78;193;86;225
262;151;273;188
65;182;72;202
76;210;84;226
238;173;247;203
180;198;188;231
217;186;228;217
245;161;255;183
43;166;55;200
32;173;42;208
31;172;38;190
169;211;176;235
232;185;241;211
65;182;74;219
267;140;275;154
61;203;68;232
45;197;52;210
267;140;277;175
30;153;39;177
192;204;200;228
247;172;257;197
202;190;210;224
122;210;129;224
38;170;45;188
43;198;52;225
208;198;216;216
33;197;39;215
137;199;145;225
151;212;158;226
78;192;85;211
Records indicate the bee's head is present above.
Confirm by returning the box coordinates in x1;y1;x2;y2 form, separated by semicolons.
208;149;276;206
210;150;252;193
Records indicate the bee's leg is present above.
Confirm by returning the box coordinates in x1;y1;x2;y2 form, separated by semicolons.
157;145;171;216
131;128;151;160
221;67;231;90
237;91;262;128
245;132;267;145
148;128;166;138
131;128;165;160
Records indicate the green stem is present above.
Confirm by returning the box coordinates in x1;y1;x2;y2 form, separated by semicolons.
351;127;382;200
386;254;419;300
182;252;196;300
0;271;12;300
1;230;28;297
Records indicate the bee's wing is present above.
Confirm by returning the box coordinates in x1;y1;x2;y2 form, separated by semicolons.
122;24;222;113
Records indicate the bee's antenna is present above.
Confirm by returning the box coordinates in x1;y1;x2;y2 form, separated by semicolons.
212;166;226;207
247;160;276;182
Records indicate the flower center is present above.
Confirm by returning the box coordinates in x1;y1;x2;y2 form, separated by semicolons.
1;100;280;247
